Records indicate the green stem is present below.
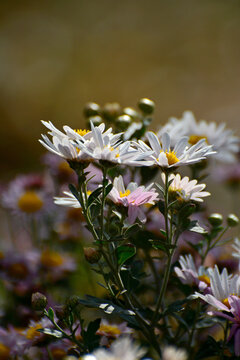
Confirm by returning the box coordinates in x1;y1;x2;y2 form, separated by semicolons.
100;167;108;241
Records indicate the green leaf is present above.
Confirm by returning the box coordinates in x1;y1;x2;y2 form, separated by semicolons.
105;183;113;197
87;187;103;207
157;200;165;215
48;307;55;321
116;245;136;266
155;183;164;195
69;184;80;201
124;223;141;238
82;318;101;352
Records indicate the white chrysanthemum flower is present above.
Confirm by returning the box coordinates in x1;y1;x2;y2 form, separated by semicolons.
39;121;108;162
82;337;146;360
108;175;159;224
54;191;81;208
174;254;211;290
232;238;240;260
158;111;239;163
162;346;187;360
194;265;240;311
134;131;215;168
161;173;210;202
74;122;152;166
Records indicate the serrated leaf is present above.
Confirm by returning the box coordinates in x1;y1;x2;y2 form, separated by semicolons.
116;245;136;266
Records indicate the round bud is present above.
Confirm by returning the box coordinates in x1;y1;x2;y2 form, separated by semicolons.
123;107;139;119
227;214;239;227
84;247;101;264
116;115;131;130
88;115;103;126
55;305;65;320
66;295;80;310
83;102;101;118
31;292;47;311
208;213;223;227
138;98;155;114
102;102;121;121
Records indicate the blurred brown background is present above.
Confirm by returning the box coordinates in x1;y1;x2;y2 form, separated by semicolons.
1;0;240;177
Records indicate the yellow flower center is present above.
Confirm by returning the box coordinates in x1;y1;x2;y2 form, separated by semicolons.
98;324;122;336
0;343;10;360
165;150;179;165
188;135;208;145
18;191;43;213
41;250;64;268
120;190;131;198
198;275;210;287
26;324;42;340
8;263;28;279
158;150;179;165
222;294;239;309
74;129;90;136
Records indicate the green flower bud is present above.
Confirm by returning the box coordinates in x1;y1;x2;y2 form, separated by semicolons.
102;102;121;121
83;102;101;118
227;214;239;227
208;213;223;227
88;115;103;126
84;247;101;264
116;115;131;130
31;292;47;311
138;98;155;114
123;107;139;119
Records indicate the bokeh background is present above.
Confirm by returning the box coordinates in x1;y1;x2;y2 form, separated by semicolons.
1;0;240;176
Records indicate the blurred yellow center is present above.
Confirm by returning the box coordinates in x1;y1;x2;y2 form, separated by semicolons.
8;263;28;279
223;298;231;308
18;191;43;213
98;324;122;336
51;348;66;359
120;190;131;198
58;161;73;175
0;343;10;359
74;129;90;136
41;250;64;268
198;275;210;286
26;324;42;340
188;135;208;145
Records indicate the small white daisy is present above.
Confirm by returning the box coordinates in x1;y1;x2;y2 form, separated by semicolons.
174;254;211;290
162;346;187;360
134;131;215;169
158;111;239;163
83;337;146;360
161;173;210;202
74;121;152;166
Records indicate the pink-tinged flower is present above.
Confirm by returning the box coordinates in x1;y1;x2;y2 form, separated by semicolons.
193;265;240;311
208;296;240;356
174;254;211;291
97;320;133;346
108;176;159;224
22;317;53;347
0;326;28;358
